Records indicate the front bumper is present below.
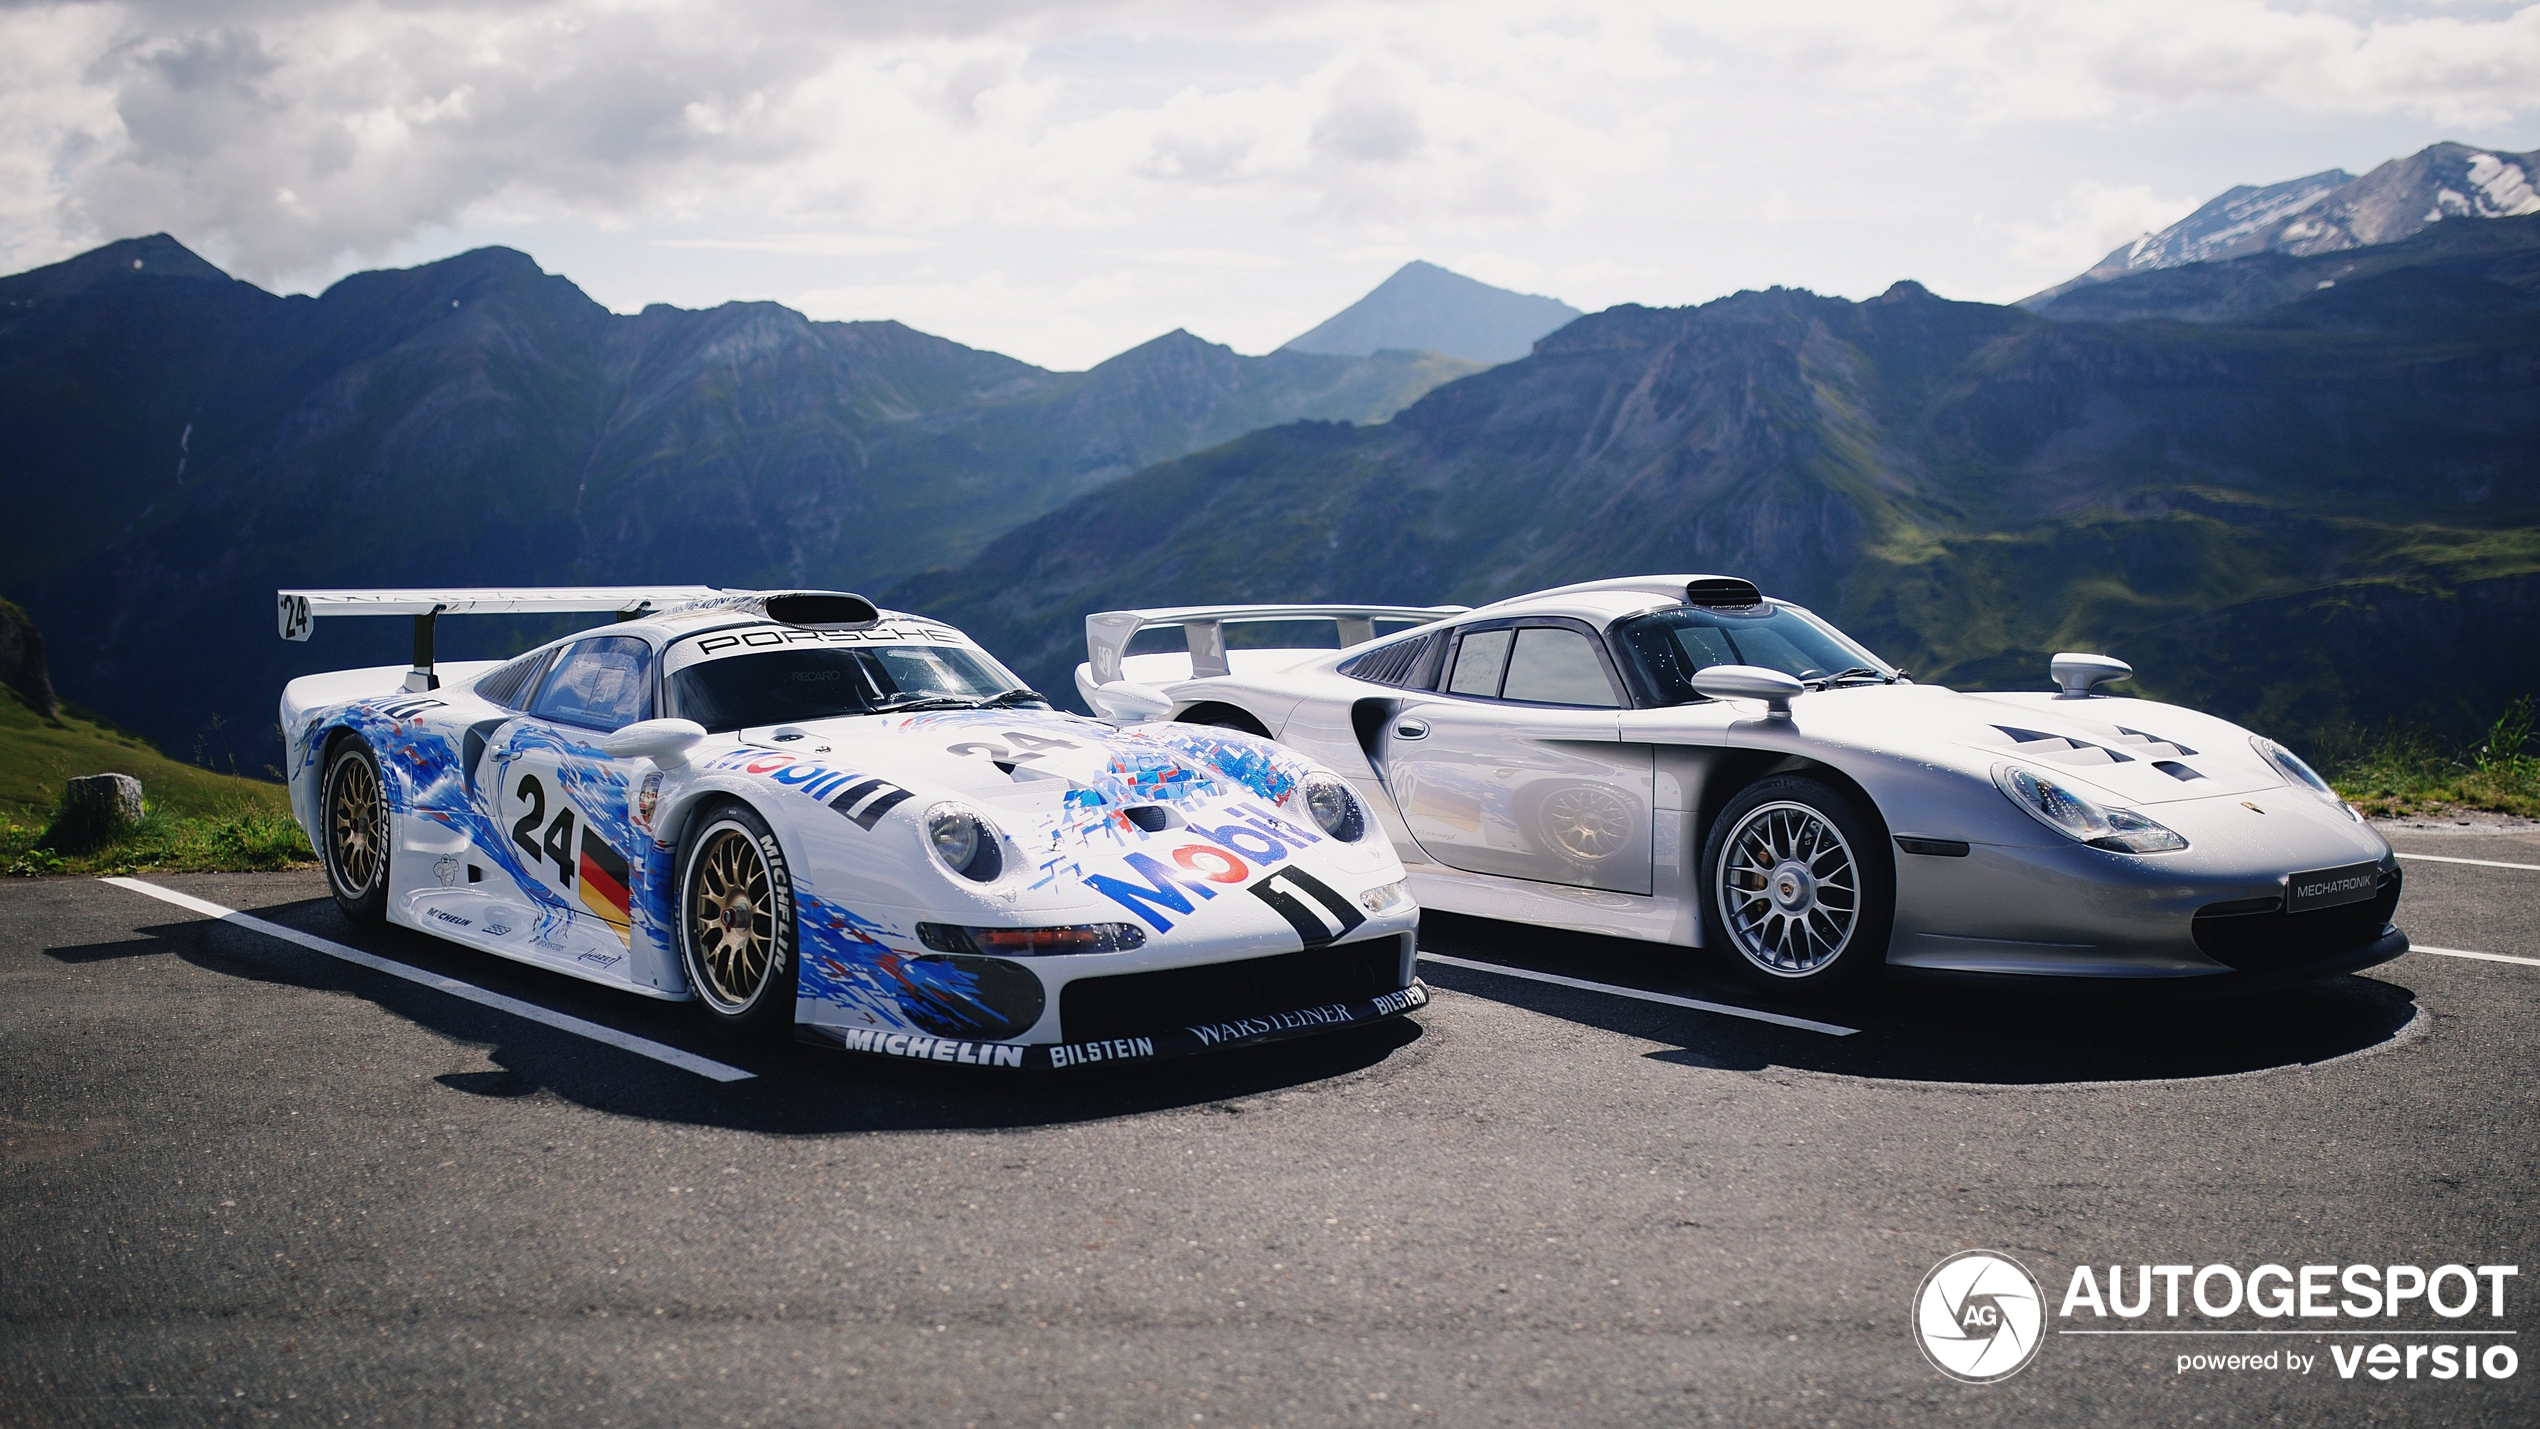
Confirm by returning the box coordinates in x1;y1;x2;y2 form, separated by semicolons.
797;977;1429;1069
1889;925;2408;1001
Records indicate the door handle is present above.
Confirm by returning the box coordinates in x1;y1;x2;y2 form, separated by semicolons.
1394;719;1430;739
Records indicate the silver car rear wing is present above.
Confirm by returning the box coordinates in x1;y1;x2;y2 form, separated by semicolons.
277;585;732;692
1083;603;1467;685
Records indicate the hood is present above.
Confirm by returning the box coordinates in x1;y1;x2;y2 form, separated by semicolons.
1795;685;2293;807
727;706;1317;819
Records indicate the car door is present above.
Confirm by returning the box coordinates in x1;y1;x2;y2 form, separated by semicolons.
490;636;652;968
1381;620;1655;895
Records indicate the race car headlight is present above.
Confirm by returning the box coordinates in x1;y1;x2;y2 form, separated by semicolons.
1291;773;1366;842
1994;764;2188;853
1359;879;1411;914
917;922;1145;956
2252;736;2363;821
923;802;1005;881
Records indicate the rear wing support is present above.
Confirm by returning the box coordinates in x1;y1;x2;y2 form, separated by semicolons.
277;586;729;693
1083;603;1467;686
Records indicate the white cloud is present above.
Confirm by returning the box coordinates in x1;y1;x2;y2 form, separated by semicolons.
2008;181;2204;272
0;1;2534;364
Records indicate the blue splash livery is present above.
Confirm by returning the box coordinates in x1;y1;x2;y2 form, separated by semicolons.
276;585;1425;1063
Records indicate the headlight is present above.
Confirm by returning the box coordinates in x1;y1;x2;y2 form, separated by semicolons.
1358;879;1411;914
923;802;1005;881
1291;773;1367;842
2252;736;2362;821
1993;764;2188;853
917;922;1144;956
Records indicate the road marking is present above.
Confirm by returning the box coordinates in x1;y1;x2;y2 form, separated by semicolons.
2395;852;2540;872
101;878;755;1082
2413;944;2540;969
1415;950;1858;1036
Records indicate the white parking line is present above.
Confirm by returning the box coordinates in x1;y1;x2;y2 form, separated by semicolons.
2395;852;2540;872
2414;945;2540;969
1415;950;1859;1036
102;878;755;1083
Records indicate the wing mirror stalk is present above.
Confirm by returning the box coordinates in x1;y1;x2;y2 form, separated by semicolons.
600;718;710;765
1692;665;1804;718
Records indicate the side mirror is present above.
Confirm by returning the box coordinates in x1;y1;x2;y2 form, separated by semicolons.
1086;680;1174;725
1692;664;1804;718
2050;653;2131;698
600;718;709;764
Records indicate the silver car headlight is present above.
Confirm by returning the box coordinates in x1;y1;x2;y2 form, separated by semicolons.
1290;773;1367;842
1994;764;2188;853
2252;736;2363;822
923;802;1005;881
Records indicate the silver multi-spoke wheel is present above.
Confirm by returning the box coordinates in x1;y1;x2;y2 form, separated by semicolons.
686;824;778;1012
1717;800;1861;977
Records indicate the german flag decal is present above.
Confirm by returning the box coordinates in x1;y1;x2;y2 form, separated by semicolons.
577;826;633;942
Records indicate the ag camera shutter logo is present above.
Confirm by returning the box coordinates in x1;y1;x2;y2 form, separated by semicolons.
1915;1250;2045;1383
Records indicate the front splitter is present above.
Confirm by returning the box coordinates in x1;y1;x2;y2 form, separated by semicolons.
795;979;1430;1070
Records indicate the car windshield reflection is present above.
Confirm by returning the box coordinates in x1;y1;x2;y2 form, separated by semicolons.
1618;604;1893;704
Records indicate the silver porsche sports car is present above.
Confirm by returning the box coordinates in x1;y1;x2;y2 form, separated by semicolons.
1072;575;2405;995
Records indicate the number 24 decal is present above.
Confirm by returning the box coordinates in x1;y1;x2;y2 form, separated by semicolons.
511;774;578;886
946;730;1077;763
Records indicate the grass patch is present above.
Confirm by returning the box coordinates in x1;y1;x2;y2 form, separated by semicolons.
0;687;314;874
2318;695;2540;820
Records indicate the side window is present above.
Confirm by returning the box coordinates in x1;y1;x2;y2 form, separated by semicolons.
530;637;654;732
1446;629;1513;697
1500;627;1619;707
475;649;551;710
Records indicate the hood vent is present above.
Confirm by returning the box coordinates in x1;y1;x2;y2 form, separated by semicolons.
1993;726;2136;766
2113;725;2198;758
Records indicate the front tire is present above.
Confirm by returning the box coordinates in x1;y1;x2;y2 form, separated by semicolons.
320;737;391;927
674;801;799;1038
1700;775;1893;996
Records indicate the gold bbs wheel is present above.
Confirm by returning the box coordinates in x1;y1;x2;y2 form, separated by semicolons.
677;806;797;1033
321;739;390;925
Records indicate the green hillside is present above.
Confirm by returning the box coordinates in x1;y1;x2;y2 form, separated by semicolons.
0;689;308;875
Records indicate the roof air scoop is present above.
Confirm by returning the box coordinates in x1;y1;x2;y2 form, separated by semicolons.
758;592;880;629
1685;577;1763;608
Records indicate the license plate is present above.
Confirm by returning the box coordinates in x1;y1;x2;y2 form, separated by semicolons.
2288;862;2382;913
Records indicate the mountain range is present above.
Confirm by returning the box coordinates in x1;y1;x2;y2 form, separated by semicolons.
2026;142;2540;308
6;148;2538;775
892;222;2540;743
1;240;1495;760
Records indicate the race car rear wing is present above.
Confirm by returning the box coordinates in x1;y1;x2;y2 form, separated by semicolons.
277;585;730;692
1083;603;1467;686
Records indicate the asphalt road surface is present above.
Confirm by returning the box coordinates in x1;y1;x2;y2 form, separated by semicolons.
4;823;2535;1427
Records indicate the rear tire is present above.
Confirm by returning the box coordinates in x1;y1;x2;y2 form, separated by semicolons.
1699;775;1893;997
674;801;799;1039
320;737;391;928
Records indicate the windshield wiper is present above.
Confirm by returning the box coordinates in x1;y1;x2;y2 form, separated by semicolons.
976;688;1050;709
1804;666;1888;689
864;694;983;714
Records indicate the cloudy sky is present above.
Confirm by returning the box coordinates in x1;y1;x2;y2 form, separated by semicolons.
4;0;2536;368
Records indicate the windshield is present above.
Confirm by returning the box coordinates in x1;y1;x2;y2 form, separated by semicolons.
1617;603;1892;704
665;644;1025;732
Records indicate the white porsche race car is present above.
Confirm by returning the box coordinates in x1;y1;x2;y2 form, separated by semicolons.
1073;575;2407;996
274;587;1424;1068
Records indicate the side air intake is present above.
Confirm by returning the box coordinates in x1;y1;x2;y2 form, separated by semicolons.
1338;634;1433;687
